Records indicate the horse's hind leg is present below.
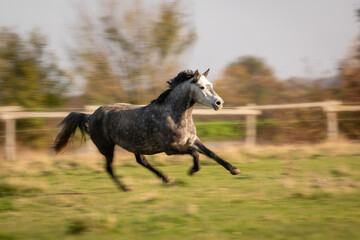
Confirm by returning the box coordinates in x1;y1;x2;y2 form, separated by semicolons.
135;154;170;183
96;142;129;191
105;149;130;191
195;139;241;175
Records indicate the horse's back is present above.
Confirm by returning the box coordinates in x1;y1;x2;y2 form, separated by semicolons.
88;103;163;154
95;103;139;112
88;102;196;155
88;103;140;142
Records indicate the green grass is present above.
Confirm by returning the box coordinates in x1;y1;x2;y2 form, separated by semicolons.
195;121;245;141
0;143;359;240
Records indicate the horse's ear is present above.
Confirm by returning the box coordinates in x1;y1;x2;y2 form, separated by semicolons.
192;69;200;83
203;68;210;77
194;69;200;78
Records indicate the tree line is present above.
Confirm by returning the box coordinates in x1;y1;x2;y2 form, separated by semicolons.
0;1;359;145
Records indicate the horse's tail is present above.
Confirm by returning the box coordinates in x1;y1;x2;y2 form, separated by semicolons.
53;112;90;154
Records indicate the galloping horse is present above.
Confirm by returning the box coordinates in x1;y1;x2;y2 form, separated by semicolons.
54;69;241;191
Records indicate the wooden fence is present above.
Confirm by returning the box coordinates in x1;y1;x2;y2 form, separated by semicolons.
1;101;359;161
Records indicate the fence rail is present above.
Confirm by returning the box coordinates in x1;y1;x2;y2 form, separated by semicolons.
1;101;359;161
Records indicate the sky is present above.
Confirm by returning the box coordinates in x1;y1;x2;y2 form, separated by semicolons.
0;0;359;82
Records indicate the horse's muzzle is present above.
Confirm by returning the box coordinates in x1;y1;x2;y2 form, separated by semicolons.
212;99;224;111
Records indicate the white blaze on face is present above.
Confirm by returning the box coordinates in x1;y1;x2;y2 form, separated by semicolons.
199;75;212;88
191;74;224;110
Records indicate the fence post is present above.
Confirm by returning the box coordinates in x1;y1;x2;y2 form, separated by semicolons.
326;111;338;141
245;104;257;147
5;118;16;161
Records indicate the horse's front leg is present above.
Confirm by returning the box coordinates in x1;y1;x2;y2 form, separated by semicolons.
188;150;200;176
194;139;241;175
164;145;201;175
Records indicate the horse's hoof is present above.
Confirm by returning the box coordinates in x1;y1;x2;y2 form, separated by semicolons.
188;168;199;176
163;176;171;183
230;168;241;175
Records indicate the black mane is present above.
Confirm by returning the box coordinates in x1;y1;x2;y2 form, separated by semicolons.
151;70;195;104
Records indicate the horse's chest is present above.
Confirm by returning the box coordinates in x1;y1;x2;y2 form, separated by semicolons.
166;118;196;145
176;132;196;147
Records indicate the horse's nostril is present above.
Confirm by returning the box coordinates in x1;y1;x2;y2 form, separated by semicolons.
215;101;222;106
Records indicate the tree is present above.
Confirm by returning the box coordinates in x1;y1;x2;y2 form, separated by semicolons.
0;28;70;148
214;56;282;106
0;28;68;108
338;44;360;103
79;51;126;105
334;8;360;139
74;0;196;104
338;8;360;102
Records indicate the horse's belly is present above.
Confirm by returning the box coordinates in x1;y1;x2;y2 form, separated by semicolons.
116;140;163;155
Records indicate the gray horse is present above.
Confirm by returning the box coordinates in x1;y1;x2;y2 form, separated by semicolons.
54;69;241;191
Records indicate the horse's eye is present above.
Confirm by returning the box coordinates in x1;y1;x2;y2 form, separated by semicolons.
200;86;205;90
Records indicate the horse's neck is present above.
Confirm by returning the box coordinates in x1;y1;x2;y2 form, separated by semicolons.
167;84;195;123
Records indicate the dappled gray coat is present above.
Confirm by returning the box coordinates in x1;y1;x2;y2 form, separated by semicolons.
54;69;240;191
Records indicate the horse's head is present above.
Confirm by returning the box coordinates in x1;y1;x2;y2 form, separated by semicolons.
190;69;224;111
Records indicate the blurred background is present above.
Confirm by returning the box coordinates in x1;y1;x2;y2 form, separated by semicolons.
0;1;360;240
0;0;359;150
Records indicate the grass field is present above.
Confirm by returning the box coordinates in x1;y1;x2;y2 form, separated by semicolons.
0;142;359;240
195;121;245;141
